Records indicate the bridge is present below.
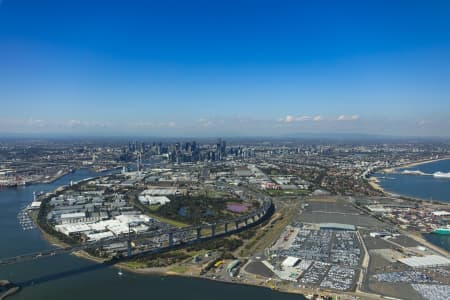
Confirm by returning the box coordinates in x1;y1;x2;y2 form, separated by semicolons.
0;198;273;267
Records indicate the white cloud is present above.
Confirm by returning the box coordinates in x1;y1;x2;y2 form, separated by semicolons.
313;115;323;121
26;118;47;127
280;115;320;123
337;114;360;121
64;120;112;128
280;115;295;123
197;118;214;127
418;120;432;126
279;115;359;123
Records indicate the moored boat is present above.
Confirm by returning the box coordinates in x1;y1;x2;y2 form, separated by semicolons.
432;225;450;235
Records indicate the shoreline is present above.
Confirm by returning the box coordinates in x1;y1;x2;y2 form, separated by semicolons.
393;156;450;170
377;156;450;175
66;238;386;300
368;156;450;205
0;169;73;189
39;225;315;299
0;166;122;189
407;231;450;257
0;280;20;300
364;158;450;255
117;262;385;300
71;251;310;298
371;179;450;205
367;176;385;193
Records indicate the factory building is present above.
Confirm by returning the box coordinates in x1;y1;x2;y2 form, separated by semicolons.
319;223;356;231
398;255;450;268
282;256;300;267
138;195;171;205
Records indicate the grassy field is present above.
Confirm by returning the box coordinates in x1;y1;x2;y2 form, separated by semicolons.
147;204;161;211
237;205;298;257
168;265;190;274
125;260;148;269
145;204;191;228
128;191;189;227
145;212;190;228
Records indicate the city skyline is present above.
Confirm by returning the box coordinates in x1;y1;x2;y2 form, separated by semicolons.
1;0;450;137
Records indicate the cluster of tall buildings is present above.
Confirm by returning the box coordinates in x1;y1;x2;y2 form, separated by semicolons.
120;138;261;165
121;139;256;164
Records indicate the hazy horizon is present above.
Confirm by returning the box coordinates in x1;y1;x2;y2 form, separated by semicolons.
1;132;450;142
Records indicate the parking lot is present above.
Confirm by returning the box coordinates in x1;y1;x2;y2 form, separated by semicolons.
273;227;361;266
320;265;356;291
330;231;360;267
372;270;434;284
268;223;361;292
298;201;383;227
298;212;382;227
299;261;330;285
411;284;450;300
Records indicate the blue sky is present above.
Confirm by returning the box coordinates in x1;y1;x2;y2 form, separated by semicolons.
1;0;450;136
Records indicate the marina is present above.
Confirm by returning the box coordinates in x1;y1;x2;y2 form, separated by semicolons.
16;209;35;231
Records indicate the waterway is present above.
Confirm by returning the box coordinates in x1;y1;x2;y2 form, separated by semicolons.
375;159;450;252
0;169;304;300
376;159;450;203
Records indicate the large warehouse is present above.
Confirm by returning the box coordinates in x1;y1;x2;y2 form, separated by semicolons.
398;255;450;268
319;223;356;231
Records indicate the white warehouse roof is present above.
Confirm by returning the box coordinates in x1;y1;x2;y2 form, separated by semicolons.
141;188;178;196
399;255;450;268
60;212;86;219
30;201;42;209
139;195;171;205
432;211;450;216
114;214;150;224
282;256;300;267
319;223;356;231
86;231;114;242
55;223;91;235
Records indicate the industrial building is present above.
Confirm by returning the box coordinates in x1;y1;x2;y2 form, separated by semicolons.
282;256;300;267
319;223;356;231
55;213;153;241
369;231;391;238
398;255;450;268
140;188;180;196
138;195;171;205
227;260;241;277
